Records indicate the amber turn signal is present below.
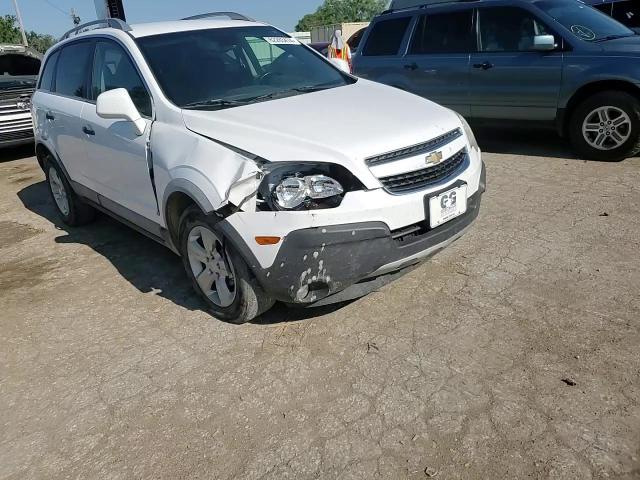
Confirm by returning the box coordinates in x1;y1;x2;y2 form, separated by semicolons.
255;236;281;246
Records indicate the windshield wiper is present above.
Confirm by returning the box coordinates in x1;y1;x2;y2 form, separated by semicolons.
291;84;336;93
594;34;634;42
242;85;337;105
182;98;248;110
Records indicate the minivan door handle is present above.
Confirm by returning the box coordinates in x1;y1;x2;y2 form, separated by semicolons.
82;126;95;136
45;111;55;121
473;61;494;70
403;62;419;71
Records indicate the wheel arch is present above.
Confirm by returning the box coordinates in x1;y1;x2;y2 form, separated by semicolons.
35;142;54;171
163;180;218;250
562;80;640;136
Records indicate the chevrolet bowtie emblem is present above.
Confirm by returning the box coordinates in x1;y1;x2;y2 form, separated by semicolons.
425;151;444;166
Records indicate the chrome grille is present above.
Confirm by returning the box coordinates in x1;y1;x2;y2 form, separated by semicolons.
0;129;33;142
366;128;462;167
379;148;467;194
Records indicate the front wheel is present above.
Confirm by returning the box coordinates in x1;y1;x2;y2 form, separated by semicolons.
569;91;640;161
178;206;274;324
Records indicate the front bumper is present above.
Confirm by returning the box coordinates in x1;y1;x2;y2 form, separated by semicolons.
222;162;485;305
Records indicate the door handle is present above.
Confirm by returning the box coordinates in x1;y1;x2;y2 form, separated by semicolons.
82;126;95;136
404;62;419;71
473;61;494;70
45;111;55;121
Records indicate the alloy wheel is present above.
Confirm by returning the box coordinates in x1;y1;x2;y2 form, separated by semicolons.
48;167;70;216
186;226;237;308
582;106;632;151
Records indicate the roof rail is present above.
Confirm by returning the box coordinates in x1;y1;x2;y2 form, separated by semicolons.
383;0;478;12
182;12;254;21
60;18;131;41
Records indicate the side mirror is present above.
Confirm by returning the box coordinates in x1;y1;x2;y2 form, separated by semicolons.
96;88;146;136
329;57;351;74
533;34;556;51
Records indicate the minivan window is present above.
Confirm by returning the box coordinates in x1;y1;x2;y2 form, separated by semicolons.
479;7;551;51
410;11;475;54
136;26;353;110
362;17;411;56
38;50;59;91
55;42;93;99
91;41;152;117
535;0;634;41
611;0;640;28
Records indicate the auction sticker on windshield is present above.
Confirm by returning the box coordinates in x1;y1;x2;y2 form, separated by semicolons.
264;37;299;45
428;185;467;228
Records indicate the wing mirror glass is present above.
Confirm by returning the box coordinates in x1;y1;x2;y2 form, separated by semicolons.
96;88;146;136
533;34;556;51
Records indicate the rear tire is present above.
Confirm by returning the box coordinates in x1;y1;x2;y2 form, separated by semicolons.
569;90;640;161
44;155;96;226
178;205;274;324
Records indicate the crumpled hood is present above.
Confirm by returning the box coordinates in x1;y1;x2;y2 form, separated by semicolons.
181;79;462;188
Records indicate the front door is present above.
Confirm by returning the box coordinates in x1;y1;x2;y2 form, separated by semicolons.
402;9;474;115
81;40;158;223
469;6;563;121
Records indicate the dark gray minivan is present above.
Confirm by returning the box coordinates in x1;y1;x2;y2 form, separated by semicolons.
353;0;640;160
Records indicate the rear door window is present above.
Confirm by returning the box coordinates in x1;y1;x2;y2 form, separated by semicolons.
362;17;412;56
55;42;93;99
410;10;475;54
38;50;59;91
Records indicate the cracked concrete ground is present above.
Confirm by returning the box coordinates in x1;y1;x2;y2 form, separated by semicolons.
1;130;639;479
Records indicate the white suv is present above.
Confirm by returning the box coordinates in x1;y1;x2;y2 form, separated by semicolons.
32;13;486;323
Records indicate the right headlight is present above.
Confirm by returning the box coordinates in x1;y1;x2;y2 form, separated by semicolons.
455;111;479;151
274;174;344;210
257;162;364;211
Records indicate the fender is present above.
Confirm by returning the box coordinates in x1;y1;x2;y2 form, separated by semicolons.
162;177;217;215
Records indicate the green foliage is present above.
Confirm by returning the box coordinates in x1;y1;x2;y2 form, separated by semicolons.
0;15;20;43
296;0;387;32
25;31;56;54
0;14;57;54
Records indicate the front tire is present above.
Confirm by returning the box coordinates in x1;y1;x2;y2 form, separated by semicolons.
44;156;95;226
569;91;640;161
178;206;274;324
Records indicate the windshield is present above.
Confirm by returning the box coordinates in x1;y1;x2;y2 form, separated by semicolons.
136;26;353;110
536;0;635;41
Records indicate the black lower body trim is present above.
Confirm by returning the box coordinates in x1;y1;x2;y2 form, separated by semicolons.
246;182;484;305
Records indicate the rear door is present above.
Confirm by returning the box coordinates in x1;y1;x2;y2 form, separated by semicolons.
353;15;414;88
81;39;157;223
403;9;474;115
469;6;563;121
46;41;94;181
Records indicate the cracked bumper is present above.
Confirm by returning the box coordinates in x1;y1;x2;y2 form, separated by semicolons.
262;187;482;304
218;162;486;305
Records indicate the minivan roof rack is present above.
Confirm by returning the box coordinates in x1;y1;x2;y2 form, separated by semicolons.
60;18;132;41
182;12;255;21
383;0;479;13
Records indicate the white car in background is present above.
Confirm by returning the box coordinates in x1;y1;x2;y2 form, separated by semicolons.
32;13;485;323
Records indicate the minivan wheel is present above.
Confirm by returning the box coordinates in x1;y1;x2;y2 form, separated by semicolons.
44;156;96;226
178;206;274;324
569;91;640;161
